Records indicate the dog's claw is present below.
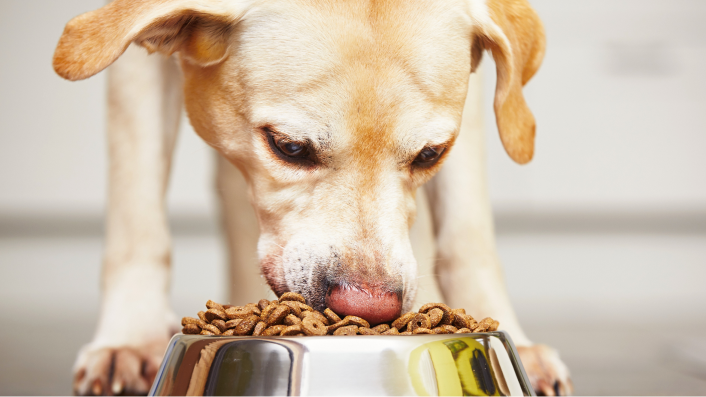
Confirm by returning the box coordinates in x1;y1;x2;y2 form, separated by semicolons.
517;344;573;396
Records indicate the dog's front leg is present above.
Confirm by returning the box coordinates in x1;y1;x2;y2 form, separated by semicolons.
424;72;573;395
73;45;182;396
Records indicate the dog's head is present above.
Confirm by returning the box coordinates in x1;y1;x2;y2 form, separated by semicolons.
54;0;544;324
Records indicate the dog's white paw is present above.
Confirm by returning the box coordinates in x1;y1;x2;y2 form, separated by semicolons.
517;344;573;396
73;340;170;396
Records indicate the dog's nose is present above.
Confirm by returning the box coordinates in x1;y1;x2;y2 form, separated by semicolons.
325;284;402;325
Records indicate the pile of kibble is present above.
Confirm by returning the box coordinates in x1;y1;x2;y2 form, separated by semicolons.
181;292;499;337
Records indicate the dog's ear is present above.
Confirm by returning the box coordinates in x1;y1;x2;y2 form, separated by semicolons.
53;0;247;81
471;0;545;164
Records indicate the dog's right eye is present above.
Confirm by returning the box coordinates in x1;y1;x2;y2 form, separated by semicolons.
264;127;315;165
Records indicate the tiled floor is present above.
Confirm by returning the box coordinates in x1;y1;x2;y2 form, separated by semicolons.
0;228;705;395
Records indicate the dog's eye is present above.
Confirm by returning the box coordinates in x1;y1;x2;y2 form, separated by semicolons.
265;128;314;164
413;146;445;167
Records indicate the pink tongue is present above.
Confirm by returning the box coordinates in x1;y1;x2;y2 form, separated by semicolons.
325;285;401;326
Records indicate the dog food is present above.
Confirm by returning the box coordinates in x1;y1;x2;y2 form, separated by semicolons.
181;294;499;336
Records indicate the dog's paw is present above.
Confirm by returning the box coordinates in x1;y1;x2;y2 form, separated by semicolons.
517;344;573;396
73;341;167;396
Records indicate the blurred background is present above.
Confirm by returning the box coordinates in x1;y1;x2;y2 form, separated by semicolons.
1;0;705;395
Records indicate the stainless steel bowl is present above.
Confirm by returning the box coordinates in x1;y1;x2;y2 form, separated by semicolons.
149;331;533;396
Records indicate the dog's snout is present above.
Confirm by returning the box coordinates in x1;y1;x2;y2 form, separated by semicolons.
325;284;402;326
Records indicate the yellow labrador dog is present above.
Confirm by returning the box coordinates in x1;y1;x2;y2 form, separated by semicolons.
54;0;571;395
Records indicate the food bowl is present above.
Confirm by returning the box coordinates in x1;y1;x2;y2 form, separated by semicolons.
149;331;533;396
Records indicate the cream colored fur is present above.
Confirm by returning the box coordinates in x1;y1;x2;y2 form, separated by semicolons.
54;0;570;395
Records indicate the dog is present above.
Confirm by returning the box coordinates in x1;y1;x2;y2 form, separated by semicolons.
53;0;571;395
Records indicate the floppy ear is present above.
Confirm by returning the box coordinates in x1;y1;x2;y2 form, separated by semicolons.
471;0;545;164
53;0;249;81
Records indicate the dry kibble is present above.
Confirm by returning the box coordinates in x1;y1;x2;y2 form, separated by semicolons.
204;308;227;322
279;292;306;304
372;324;390;333
324;308;342;324
206;300;225;311
183;298;498;338
428;308;444;328
284;314;302;326
235;315;260;336
252;322;267;336
333;325;359;335
301;317;327;336
408;313;431;332
279;301;302;317
182;324;201;334
302;310;330;326
258;299;271;311
225;319;243;329
211;319;227;333
266;305;291;326
262;325;286;336
391;312;416;330
260;302;280;321
343;316;370;329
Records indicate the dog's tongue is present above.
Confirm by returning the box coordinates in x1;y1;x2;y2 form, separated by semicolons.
325;284;401;326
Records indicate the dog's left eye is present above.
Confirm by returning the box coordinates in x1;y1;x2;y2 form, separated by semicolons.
413;146;446;167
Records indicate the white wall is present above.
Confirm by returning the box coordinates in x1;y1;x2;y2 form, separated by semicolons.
0;0;705;217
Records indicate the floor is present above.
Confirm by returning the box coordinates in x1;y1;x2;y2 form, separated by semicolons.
0;217;705;395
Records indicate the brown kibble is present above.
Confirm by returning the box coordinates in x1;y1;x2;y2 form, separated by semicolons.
333;325;359;335
324;308;342;324
280;301;302;317
343;316;370;329
428;308;444;328
235;315;260;335
260;302;280;321
413;328;434;334
418;302;452;315
452;308;466;315
182;324;201;334
202;324;222;335
455;328;471;334
204;308;227;322
279;292;306;304
372;324;390;333
284;314;302;326
326;318;350;333
197;311;207;322
182;317;207;328
206;300;225;311
211;319;227;333
400;331;413;335
226;306;259;320
301;317;327;336
391;312;416;330
280;324;303;336
438;325;458;334
302;310;329;325
490;320;500;332
258;299;271;311
262;325;286;336
382;327;400;335
474;317;494;332
453;313;473;330
408;313;432;331
225;319;243;329
252;321;267;336
222;329;235;336
358;327;378;335
266;305;291;326
200;330;215;336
